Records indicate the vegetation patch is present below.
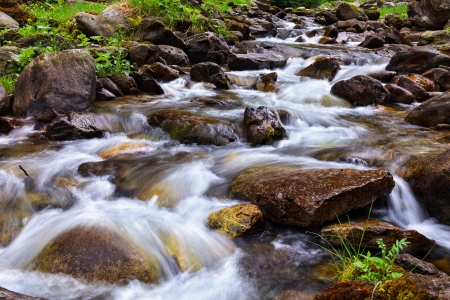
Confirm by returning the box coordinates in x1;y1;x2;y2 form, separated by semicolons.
378;3;408;19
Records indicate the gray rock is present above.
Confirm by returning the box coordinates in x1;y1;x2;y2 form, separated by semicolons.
0;82;9;115
190;62;231;89
244;106;286;145
157;45;189;66
186;32;229;64
46;112;103;140
75;6;131;37
331;75;389;106
407;0;450;30
135;19;185;49
385;84;415;104
99;78;123;96
228;53;286;71
405;91;450;127
127;44;161;68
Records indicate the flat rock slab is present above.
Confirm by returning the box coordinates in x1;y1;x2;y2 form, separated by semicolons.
231;167;395;227
0;287;47;300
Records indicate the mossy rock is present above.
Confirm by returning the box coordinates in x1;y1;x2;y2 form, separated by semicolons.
207;203;264;238
30;226;158;284
0;210;30;246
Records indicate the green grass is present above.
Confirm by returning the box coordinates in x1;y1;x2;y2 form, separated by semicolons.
0;75;18;95
379;3;408;19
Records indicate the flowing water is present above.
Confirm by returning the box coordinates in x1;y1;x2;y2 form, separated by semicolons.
1;19;450;299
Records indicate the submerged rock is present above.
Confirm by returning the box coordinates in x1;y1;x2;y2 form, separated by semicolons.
244;106;286;146
30;226;158;284
255;72;277;92
46;112;103;141
321;219;435;252
331;75;389;106
231;167;395;227
148;110;237;146
296;57;340;81
404;91;450;127
190;62;231;89
405;149;450;225
13;49;96;122
207;203;264;238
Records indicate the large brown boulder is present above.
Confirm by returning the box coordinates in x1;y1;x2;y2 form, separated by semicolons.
404;91;450;127
296;57;340;81
190;62;231;89
422;68;450;91
127;44;161;68
207;203;264;238
391;75;431;102
186;32;229;64
148;110;238;146
331;75;389;106
30;226;158;284
359;33;384;49
45;112;104;141
228;53;287;71
336;3;368;21
157;45;189;66
135;19;185;49
0;83;10;115
110;75;139;95
129;71;165;95
404;73;439;92
0;286;46;300
321;219;435;252
13;49;96;122
404;149;450;224
244;106;286;146
386;50;450;74
0;116;23;133
74;6;131;38
138;62;179;81
385;83;415;104
407;0;450;30
230;167;395;227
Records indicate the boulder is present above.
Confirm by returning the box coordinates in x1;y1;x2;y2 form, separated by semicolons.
409;273;450;299
255;72;277;92
135;19;185;49
186;32;229;64
129;71;165;95
296;57;340;81
227;20;250;40
405;91;450;127
422;68;450;91
336;19;366;33
31;226;158;284
405;149;450;224
384;27;407;45
367;70;397;82
386;50;450;74
13;49;96;122
405;73;439;92
0;286;46;300
127;44;161;68
99;77;123;96
323;25;338;38
331;75;389;106
138;62;179;81
336;3;368;21
244;106;286;146
46;112;103;141
391;75;431;102
109;75;139;95
321;219;435;252
359;33;384;48
0;83;9;115
0;10;18;31
321;11;339;25
0;47;19;76
365;9;380;20
0;116;23;133
74;6;131;37
252;0;269;12
157;45;189;66
248;21;277;38
96;88;115;101
385;83;415;104
228;53;286;71
0;0;35;24
395;254;440;276
207;203;264;238
230;167;395;227
190;62;231;89
407;0;450;30
148;110;237;146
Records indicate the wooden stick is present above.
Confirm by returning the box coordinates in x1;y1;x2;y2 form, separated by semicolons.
19;165;29;177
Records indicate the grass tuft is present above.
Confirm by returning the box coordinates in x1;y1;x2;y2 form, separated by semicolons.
379;3;408;19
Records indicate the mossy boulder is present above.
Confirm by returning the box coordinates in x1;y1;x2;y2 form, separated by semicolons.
30;226;158;284
207;203;264;238
148;110;238;146
231;167;395;227
244;106;286;146
335;2;368;21
74;6;131;38
135;18;185;50
296;57;340;81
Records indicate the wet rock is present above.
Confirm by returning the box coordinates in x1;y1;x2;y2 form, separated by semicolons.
277;290;314;300
405;148;450;224
148;110;237;146
96;88;115;101
331;75;389;106
391;75;431;102
190;62;231;89
0;116;23;134
395;254;440;276
318;37;335;44
78;161;130;182
336;20;366;33
13;49;96;122
99;142;146;159
0;210;30;246
46;112;103;141
384;26;407;44
321;11;339;25
367;70;397;82
138;62;179;81
127;44;161;68
409;273;450;299
207;203;264;238
323;25;338;38
0;83;9;115
228;53;286;71
0;286;46;300
129;71;165;95
31;226;158;284
135;18;185;49
405;91;450;127
255;72;277;92
244;106;286;146
422;68;450;91
365;9;380;21
294;36;304;43
386;50;450;74
0;47;19;77
404;73;439;92
157;45;189;66
407;0;450;30
231;167;395;227
385;83;415;104
109;75;139;95
336;3;368;21
321;219;435;252
186;32;229;64
190;97;238;107
296;57;340;81
249;22;277;38
251;0;269;12
359;33;384;48
74;6;131;38
99;78;123;96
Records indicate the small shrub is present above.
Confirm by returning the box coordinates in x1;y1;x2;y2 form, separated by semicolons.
94;50;130;78
0;75;18;94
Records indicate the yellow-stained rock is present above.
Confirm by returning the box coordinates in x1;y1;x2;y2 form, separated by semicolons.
99;142;146;159
207;203;264;238
0;210;30;246
160;232;203;272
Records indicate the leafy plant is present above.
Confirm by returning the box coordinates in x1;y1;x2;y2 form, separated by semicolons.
17;46;38;73
94;50;130;78
0;75;18;94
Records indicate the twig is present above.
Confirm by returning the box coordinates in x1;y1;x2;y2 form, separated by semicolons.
19;165;29;177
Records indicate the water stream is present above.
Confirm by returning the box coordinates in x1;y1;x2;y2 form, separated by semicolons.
1;19;450;299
